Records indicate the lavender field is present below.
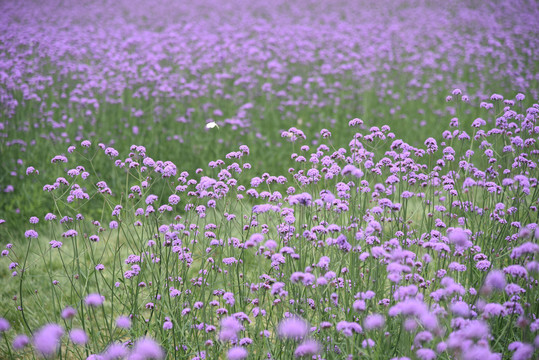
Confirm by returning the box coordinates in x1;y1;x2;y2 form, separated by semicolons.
1;0;538;359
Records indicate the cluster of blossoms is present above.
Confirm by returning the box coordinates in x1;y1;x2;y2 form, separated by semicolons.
1;89;538;359
0;0;538;359
1;0;537;216
0;313;163;359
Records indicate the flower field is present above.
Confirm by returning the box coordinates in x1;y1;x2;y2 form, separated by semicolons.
0;0;538;359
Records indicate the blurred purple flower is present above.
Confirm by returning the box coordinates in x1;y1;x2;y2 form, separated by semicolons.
33;324;64;357
128;337;164;360
85;293;104;307
277;316;309;340
12;334;29;350
227;347;248;360
69;328;88;345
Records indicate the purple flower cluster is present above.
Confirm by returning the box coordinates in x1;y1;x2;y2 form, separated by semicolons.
3;94;539;358
0;0;538;359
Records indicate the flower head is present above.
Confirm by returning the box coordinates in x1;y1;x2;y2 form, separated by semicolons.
61;306;77;319
0;318;10;332
294;339;321;357
484;270;506;291
128;337;164;360
33;324;64;357
69;328;88;345
85;293;105;307
277;316;309;340
12;334;29;350
116;316;131;329
364;314;385;330
227;347;248;360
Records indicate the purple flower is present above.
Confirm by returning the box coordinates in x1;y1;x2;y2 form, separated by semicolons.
163;320;173;330
437;341;448;353
386;175;400;184
51;155;68;163
476;260;492;271
349;118;363;127
223;292;235;306
62;229;78;237
353;300;366;312
414;331;433;347
168;194;180;205
362;338;375;348
508;342;534;360
0;318;10;332
289;192;312;206
319;321;332;329
364;314;385;330
219;316;243;341
103;343;128;359
249;233;264;244
87;355;104;360
85;293;105;307
12;334;29;350
482;303;506;318
44;213;56;221
116;316;131;329
277;316;309;339
472;118;487;127
447;227;471;248
532;319;539;333
24;229;38;239
26;166;38;175
227;347;248;360
294;339;321;357
194;301;204;309
104;147;119;157
239;337;252;346
416;348;436;360
223;257;238;265
504;265;528;279
33;324;64;357
341;164;364;178
336;321;362;336
69;328;88;345
505;283;525;296
450;301;470;317
145;194;158;205
61;306;77;319
128;337;164;360
485;270;505;291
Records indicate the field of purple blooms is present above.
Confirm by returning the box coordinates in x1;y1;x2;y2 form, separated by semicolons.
1;0;538;359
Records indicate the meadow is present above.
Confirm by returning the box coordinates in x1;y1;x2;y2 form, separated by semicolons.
0;0;538;359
